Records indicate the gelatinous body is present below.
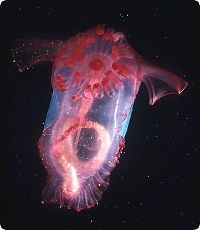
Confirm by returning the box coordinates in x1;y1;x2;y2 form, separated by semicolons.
12;25;187;212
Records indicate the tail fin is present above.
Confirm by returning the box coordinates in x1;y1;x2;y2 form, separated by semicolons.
141;60;187;105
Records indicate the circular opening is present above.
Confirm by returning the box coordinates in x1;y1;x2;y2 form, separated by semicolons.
73;128;101;161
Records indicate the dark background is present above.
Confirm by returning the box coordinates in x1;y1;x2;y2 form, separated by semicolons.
1;0;200;229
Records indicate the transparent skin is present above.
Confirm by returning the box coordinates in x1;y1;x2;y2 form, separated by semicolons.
12;25;187;211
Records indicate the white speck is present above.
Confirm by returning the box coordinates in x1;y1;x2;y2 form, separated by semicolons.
119;12;129;21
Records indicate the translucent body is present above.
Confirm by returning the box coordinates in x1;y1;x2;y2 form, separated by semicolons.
12;25;187;212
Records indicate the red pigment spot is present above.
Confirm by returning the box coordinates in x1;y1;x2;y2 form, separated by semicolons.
101;77;109;86
89;59;103;71
74;71;81;79
65;57;75;67
85;34;95;44
111;62;119;70
74;47;84;61
115;136;125;162
105;70;113;78
119;136;125;149
112;62;132;75
54;75;66;91
111;45;119;59
79;34;95;49
102;33;115;41
95;25;105;36
86;84;92;90
93;82;100;89
71;95;78;101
